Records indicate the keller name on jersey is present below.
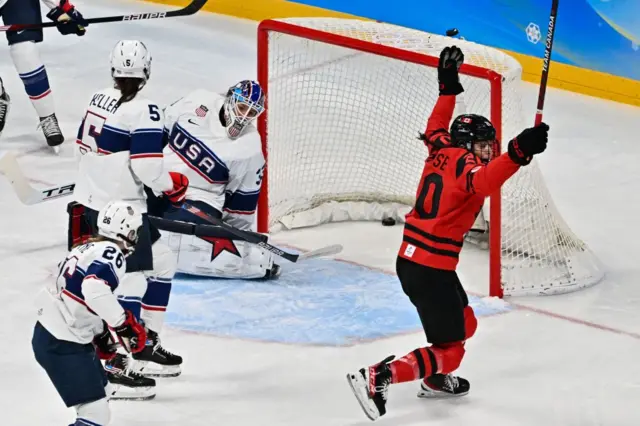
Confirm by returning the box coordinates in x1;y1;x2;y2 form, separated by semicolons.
89;93;120;114
168;124;229;184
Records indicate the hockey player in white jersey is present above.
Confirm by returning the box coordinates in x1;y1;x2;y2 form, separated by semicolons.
0;0;87;148
69;40;189;382
160;79;280;279
33;201;151;426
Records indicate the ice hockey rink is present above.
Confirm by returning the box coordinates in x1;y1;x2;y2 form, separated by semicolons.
1;0;640;424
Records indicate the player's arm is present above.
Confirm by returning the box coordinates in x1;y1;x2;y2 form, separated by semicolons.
457;123;550;196
81;250;126;328
129;104;189;204
419;46;465;150
222;136;265;231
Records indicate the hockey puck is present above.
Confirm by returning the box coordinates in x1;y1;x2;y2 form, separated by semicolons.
381;217;396;226
446;28;459;37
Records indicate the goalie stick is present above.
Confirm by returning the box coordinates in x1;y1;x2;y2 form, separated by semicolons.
0;152;342;261
182;202;343;263
0;0;207;33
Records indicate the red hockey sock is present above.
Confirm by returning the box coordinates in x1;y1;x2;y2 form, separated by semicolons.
389;348;436;384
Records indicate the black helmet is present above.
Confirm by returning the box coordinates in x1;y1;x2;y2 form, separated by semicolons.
450;114;496;148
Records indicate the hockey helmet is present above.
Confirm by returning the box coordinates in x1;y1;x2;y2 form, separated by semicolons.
110;40;152;84
450;114;498;163
97;201;143;253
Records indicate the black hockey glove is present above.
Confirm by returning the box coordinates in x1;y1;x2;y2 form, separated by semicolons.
46;0;87;36
507;123;550;166
438;46;464;96
93;321;117;361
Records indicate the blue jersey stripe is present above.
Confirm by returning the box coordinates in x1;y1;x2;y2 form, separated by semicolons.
85;261;120;291
224;189;260;214
98;126;131;154
131;128;164;156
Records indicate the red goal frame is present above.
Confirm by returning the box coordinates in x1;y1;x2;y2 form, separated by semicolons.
256;19;506;298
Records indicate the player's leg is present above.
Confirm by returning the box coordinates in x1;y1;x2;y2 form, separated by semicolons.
31;321;111;425
135;235;183;378
1;0;63;147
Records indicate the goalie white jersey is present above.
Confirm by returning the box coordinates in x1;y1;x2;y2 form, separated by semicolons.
161;89;274;279
162;89;265;229
35;241;127;345
73;87;173;212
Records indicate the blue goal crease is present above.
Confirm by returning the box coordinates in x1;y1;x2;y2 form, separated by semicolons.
165;258;512;346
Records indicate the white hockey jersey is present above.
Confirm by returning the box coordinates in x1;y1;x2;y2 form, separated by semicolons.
35;240;127;345
162;89;265;230
73;87;173;212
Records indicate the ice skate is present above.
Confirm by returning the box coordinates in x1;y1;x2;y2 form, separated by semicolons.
38;113;64;153
346;355;394;421
0;77;10;135
105;353;156;401
132;329;182;377
417;373;470;398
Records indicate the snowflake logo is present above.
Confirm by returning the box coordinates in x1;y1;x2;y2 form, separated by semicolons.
526;22;541;44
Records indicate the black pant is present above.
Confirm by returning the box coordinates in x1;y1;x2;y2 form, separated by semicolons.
1;0;44;45
32;322;107;407
396;256;469;345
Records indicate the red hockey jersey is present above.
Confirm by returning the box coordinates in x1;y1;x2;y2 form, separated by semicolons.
398;95;521;270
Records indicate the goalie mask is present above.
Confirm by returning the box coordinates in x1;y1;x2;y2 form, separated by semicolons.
97;201;143;254
223;80;265;139
450;114;498;164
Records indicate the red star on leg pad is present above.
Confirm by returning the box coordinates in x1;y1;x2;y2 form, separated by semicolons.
201;236;241;261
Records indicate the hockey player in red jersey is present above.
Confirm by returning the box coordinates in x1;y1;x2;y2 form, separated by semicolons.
347;45;549;421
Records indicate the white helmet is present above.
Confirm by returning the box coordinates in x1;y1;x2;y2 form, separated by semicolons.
97;201;144;252
110;40;152;83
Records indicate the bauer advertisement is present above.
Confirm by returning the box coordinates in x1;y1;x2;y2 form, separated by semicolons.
290;0;640;82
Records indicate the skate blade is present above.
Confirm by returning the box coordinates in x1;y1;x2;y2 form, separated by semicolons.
51;145;60;155
417;386;469;399
133;360;182;378
109;384;156;401
346;372;379;421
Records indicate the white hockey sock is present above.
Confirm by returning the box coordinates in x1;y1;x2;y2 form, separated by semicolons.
141;242;176;332
74;397;110;426
9;41;55;118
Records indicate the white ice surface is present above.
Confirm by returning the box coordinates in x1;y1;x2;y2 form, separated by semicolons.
1;0;640;424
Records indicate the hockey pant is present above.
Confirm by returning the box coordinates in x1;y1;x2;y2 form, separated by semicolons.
32;322;111;425
161;200;275;279
389;257;478;383
67;201;177;333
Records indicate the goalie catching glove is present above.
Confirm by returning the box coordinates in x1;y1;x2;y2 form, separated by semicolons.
112;310;147;354
508;123;550;166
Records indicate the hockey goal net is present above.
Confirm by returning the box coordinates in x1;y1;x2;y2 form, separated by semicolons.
256;18;604;297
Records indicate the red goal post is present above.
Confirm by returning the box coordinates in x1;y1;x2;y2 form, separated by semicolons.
256;18;603;298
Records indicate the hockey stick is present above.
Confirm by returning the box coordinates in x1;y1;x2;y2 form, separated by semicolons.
0;151;75;204
182;202;343;263
0;0;207;32
535;0;559;125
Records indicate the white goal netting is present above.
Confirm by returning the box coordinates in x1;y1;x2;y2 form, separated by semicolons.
258;18;604;296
